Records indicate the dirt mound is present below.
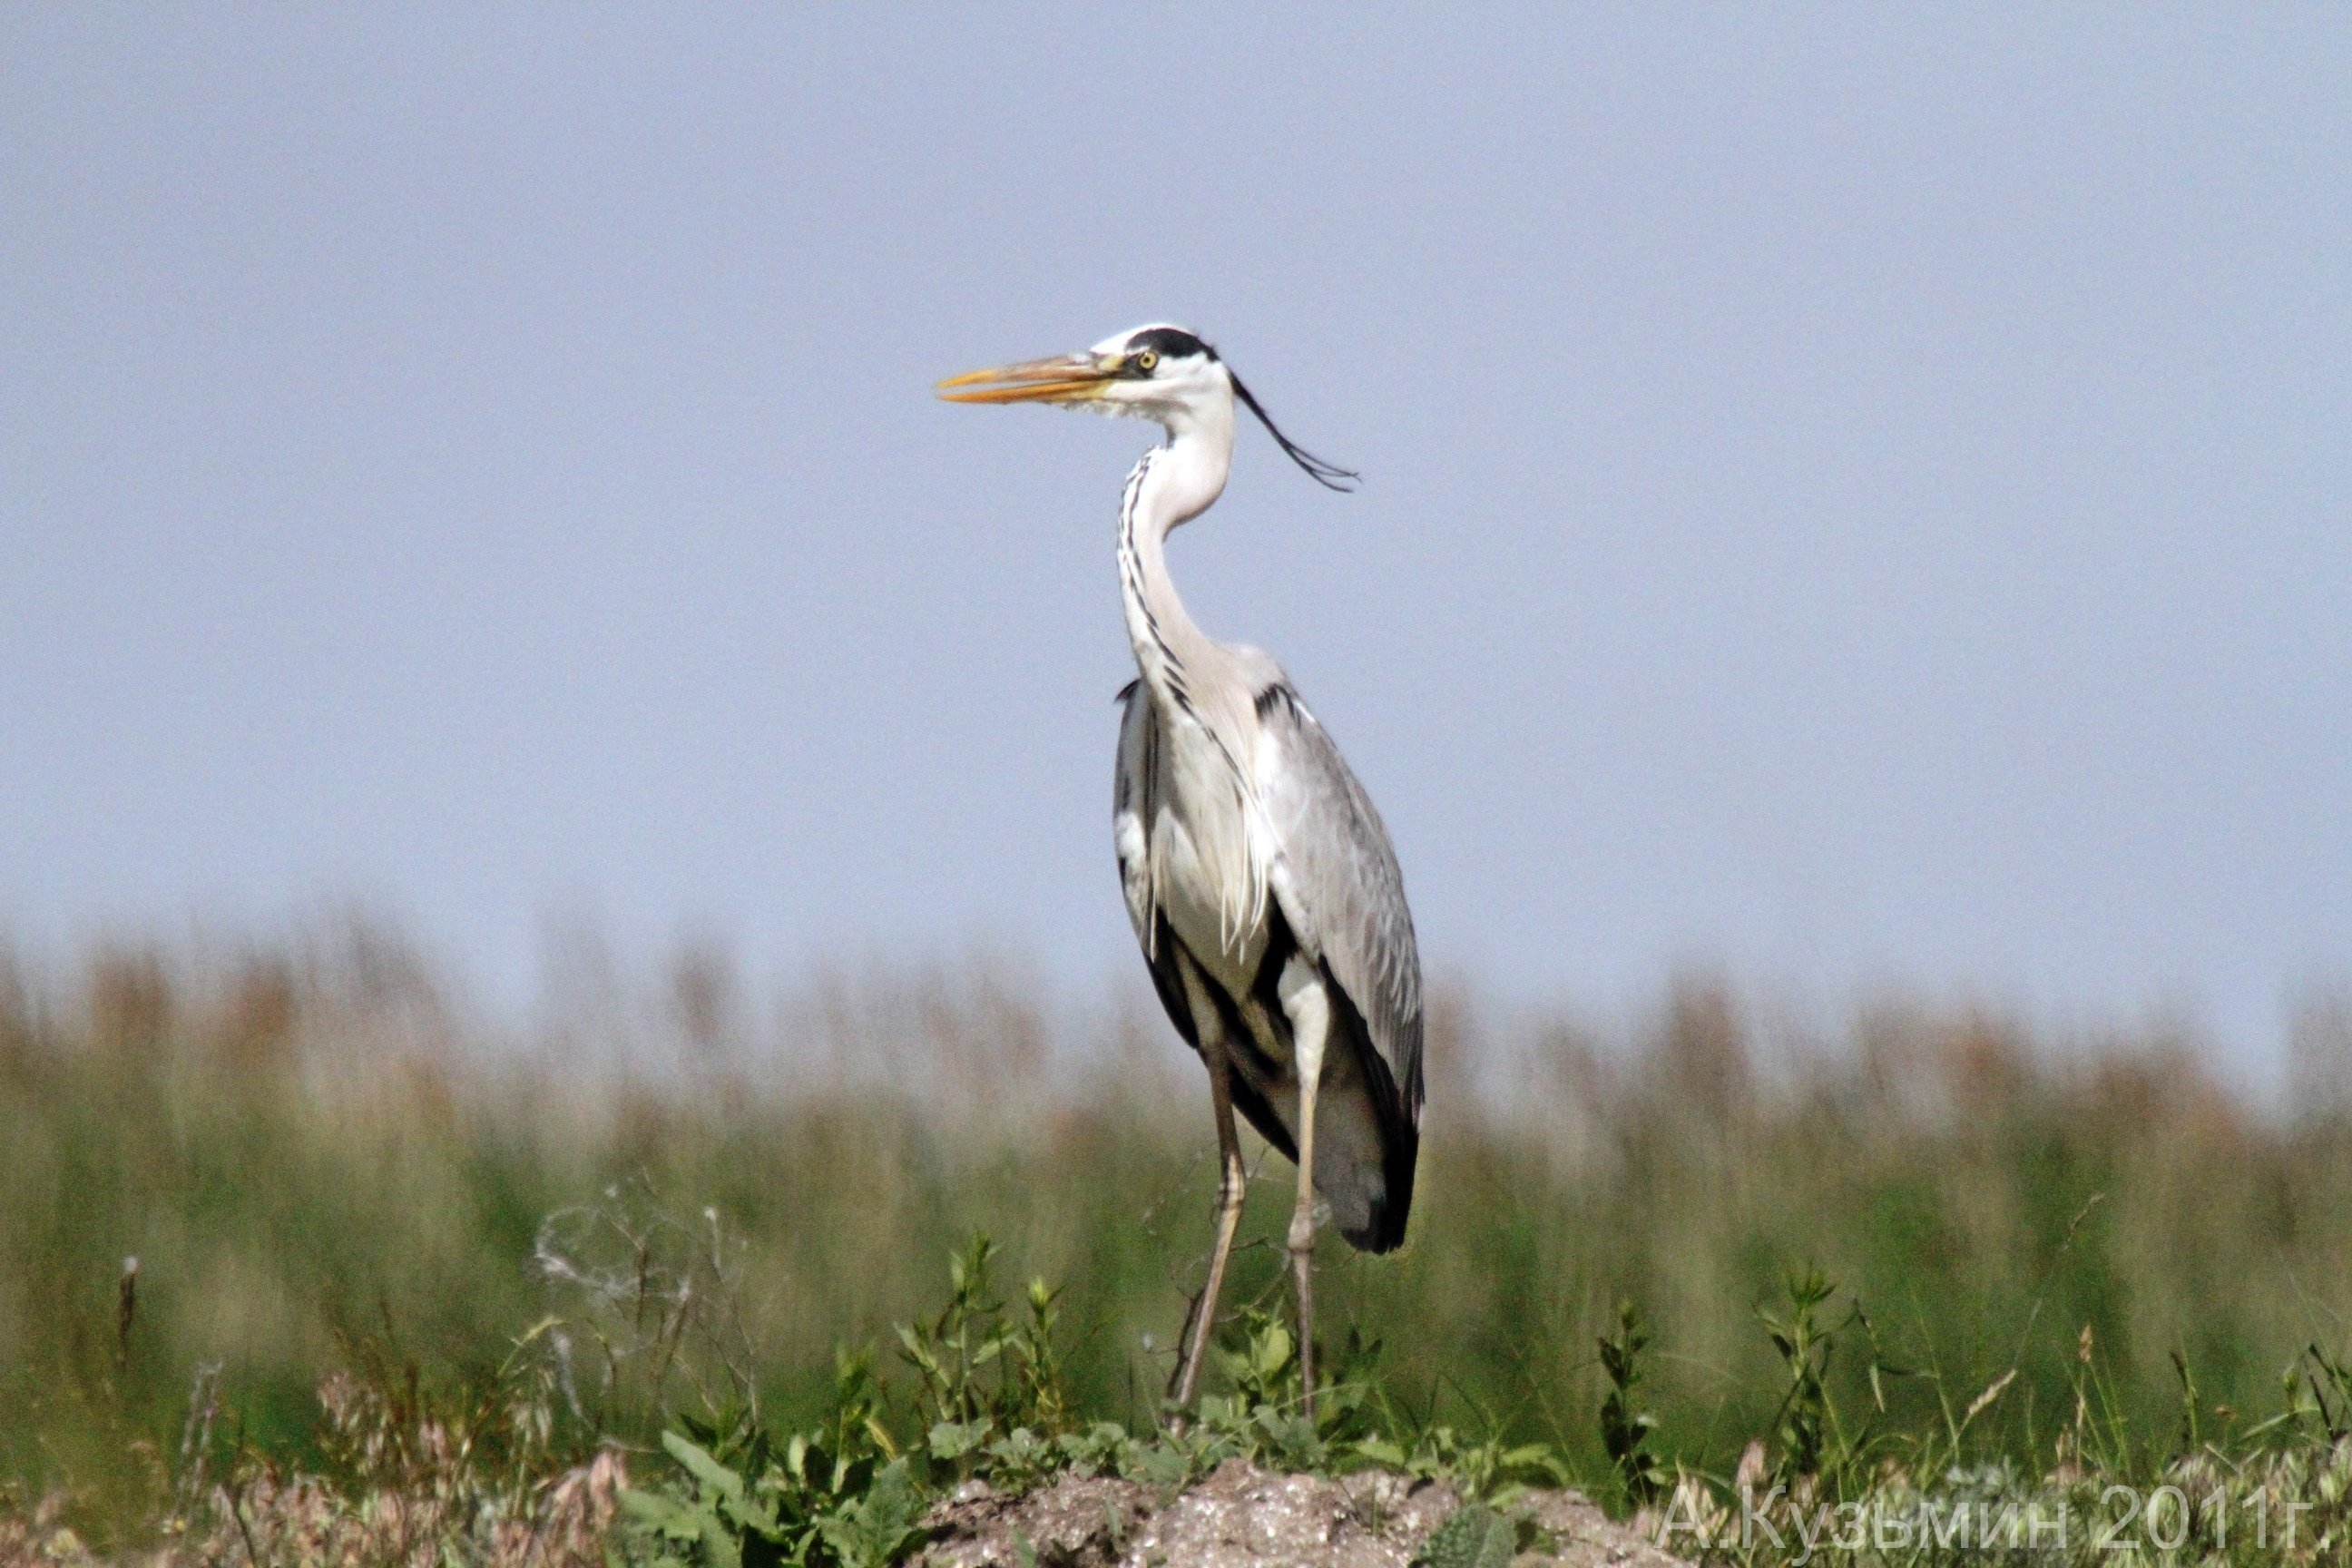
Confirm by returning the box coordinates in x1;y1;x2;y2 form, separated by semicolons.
920;1459;1688;1568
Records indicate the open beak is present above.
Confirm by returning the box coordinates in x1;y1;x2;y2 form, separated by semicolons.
936;353;1116;405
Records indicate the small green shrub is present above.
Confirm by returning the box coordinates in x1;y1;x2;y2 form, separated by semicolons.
1597;1299;1667;1508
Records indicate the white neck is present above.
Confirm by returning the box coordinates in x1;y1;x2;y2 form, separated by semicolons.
1116;394;1235;711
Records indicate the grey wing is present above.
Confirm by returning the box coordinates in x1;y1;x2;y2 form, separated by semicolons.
1254;684;1425;1127
1112;680;1199;1046
1112;679;1159;950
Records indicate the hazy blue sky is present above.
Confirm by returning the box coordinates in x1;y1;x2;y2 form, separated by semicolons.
4;8;2347;1065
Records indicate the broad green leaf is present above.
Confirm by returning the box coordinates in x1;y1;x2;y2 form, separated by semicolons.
1413;1503;1517;1568
928;1418;990;1459
662;1432;745;1504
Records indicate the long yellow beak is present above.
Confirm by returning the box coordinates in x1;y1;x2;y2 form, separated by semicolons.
936;353;1115;405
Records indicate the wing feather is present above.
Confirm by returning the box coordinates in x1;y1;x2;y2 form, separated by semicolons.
1253;684;1425;1128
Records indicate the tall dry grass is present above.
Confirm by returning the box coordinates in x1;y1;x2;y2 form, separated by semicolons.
4;925;2350;1519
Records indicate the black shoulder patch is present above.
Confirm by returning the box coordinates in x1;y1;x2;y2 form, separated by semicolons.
1253;682;1296;720
1128;326;1217;363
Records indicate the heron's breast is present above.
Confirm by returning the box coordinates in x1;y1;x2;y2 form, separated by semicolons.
1145;729;1272;996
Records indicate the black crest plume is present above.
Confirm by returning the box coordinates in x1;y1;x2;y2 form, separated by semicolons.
1230;372;1360;492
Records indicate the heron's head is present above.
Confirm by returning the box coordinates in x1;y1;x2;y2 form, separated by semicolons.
938;324;1357;490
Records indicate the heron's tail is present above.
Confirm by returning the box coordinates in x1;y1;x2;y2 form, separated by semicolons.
1327;958;1418;1254
1339;1116;1416;1253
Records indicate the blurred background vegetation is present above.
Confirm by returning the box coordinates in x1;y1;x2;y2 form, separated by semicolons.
5;923;2351;1521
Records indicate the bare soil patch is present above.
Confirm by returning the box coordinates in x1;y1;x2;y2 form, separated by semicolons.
920;1459;1688;1568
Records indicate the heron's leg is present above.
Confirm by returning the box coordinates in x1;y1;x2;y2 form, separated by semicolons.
1280;967;1331;1426
1171;957;1248;1413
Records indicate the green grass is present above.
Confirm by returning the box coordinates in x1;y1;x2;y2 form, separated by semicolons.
5;926;2352;1560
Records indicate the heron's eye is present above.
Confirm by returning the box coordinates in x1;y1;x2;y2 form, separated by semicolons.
1133;348;1160;374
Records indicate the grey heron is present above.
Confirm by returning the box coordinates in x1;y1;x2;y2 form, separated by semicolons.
939;326;1423;1418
